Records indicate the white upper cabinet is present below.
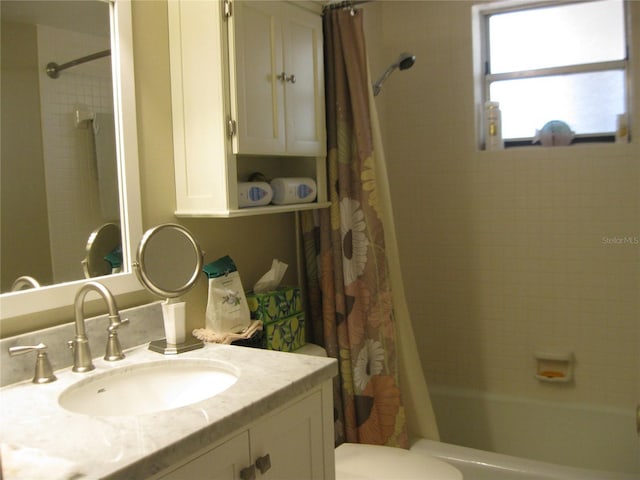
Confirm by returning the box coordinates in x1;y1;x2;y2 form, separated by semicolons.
168;0;327;217
230;1;325;156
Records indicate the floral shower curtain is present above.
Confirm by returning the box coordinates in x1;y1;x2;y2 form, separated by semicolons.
301;7;408;448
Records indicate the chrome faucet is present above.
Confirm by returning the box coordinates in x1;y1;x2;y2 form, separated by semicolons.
68;281;129;372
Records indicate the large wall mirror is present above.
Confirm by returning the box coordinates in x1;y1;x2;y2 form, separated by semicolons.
0;0;143;320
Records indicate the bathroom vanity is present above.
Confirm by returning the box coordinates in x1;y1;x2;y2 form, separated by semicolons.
0;333;337;479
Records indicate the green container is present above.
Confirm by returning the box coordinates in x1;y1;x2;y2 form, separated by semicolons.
246;287;302;323
263;312;306;352
246;287;305;351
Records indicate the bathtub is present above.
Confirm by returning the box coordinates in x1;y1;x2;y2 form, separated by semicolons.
428;385;639;475
410;439;640;480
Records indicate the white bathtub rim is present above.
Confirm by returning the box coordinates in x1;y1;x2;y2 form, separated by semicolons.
430;384;632;417
410;439;640;480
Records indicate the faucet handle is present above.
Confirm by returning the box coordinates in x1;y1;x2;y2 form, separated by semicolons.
9;343;57;384
108;317;130;332
104;317;129;361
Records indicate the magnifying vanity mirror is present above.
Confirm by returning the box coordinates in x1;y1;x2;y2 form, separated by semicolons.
134;224;204;354
0;0;142;322
82;223;122;278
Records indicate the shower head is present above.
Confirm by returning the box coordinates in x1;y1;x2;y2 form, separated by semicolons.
397;52;416;70
373;52;416;96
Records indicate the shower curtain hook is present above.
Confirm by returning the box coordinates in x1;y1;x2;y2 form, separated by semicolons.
344;0;356;16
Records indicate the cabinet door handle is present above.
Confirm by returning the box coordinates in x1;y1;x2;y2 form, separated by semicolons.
240;465;256;480
277;72;296;84
277;72;289;83
255;453;271;474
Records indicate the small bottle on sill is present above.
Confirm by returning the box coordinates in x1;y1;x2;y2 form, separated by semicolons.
485;101;504;151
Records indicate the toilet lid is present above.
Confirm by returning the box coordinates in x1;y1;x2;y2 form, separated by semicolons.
335;443;463;480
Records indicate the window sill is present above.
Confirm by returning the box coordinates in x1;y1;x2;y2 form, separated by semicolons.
478;141;633;154
504;135;617;148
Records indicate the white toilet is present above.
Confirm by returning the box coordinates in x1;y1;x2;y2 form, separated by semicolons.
294;344;463;480
335;443;462;480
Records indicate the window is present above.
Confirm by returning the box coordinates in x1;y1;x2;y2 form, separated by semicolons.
475;0;629;147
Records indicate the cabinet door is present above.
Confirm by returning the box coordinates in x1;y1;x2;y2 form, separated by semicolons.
250;391;325;480
232;1;285;155
159;432;250;480
281;3;326;156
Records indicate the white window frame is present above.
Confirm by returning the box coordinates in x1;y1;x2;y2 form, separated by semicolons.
472;0;631;148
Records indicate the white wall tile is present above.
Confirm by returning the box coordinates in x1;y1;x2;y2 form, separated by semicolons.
369;0;639;410
37;25;113;283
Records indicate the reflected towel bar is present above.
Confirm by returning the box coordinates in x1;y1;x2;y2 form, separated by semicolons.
46;49;111;79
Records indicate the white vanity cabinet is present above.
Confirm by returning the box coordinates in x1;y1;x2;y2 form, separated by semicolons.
168;0;328;217
158;432;249;480
157;384;335;480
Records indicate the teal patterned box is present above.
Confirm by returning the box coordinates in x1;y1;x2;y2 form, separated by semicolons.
263;312;306;352
246;287;302;323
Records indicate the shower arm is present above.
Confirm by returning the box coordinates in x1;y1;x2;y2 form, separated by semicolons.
373;64;398;97
46;49;111;79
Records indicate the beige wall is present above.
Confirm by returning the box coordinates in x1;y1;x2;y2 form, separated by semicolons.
131;1;299;332
369;1;639;409
1;21;53;291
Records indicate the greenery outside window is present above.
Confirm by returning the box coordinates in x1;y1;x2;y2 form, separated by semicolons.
474;0;630;147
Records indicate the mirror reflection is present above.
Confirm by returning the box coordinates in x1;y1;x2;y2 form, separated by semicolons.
0;0;121;293
82;222;122;279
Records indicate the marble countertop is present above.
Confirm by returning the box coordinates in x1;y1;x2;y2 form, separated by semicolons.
0;342;337;479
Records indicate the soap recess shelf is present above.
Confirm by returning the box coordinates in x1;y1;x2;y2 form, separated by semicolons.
534;351;574;383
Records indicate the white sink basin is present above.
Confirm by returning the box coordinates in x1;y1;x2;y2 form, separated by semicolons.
58;359;239;416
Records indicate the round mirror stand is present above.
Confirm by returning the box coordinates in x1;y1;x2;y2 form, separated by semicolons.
134;224;205;355
149;307;205;355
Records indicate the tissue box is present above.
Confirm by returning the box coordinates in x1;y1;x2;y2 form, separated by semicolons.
246;287;302;323
263;312;306;352
246;287;305;352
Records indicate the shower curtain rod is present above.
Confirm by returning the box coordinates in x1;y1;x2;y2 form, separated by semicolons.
323;0;373;13
46;49;111;79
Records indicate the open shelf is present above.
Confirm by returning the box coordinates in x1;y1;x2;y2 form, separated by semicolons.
175;201;331;218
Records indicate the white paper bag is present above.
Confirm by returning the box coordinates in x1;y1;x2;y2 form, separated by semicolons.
203;256;251;334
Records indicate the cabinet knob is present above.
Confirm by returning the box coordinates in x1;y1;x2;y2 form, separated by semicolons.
240;465;256;480
255;453;271;474
288;74;296;84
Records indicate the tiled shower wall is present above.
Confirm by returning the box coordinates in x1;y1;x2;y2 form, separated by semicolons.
37;25;113;283
369;1;639;410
